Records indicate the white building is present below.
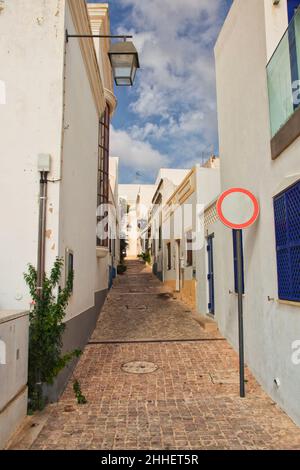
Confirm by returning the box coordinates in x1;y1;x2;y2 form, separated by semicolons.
162;164;220;310
119;184;156;258
150;169;190;281
108;157;120;286
215;0;300;424
0;0;117;399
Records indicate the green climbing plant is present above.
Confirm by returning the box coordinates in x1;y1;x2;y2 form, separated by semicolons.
73;380;87;405
138;251;151;264
24;258;81;412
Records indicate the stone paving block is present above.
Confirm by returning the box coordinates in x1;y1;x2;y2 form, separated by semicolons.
13;260;300;451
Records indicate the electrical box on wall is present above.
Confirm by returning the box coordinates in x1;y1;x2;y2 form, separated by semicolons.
38;154;51;172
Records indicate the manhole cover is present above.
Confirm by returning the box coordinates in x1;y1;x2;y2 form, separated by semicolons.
121;361;159;374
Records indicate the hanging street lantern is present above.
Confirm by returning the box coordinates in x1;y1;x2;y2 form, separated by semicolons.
66;31;140;87
108;41;140;86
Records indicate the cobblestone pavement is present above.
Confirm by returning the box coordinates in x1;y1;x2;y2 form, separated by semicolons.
24;261;300;450
91;261;218;342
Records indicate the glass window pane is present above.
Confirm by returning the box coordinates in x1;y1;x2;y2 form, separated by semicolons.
116;78;132;86
267;32;293;137
114;66;132;77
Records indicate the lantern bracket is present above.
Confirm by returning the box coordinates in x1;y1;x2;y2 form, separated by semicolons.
66;30;133;43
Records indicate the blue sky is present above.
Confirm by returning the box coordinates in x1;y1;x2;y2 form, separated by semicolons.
89;0;232;183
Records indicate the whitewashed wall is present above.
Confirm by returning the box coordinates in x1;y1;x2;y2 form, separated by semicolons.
195;166;221;316
0;0;66;310
215;0;300;424
163;167;221;294
58;2;108;322
0;0;111;318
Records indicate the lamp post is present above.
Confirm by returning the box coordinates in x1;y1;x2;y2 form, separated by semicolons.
66;31;140;86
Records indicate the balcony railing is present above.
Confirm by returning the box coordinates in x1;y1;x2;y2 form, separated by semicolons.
267;8;300;137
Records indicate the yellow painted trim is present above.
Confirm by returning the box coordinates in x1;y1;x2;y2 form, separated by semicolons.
178;186;195;205
166;167;196;207
68;0;106;117
164;279;196;309
278;299;300;308
87;2;117;116
104;88;117;117
163;168;196;223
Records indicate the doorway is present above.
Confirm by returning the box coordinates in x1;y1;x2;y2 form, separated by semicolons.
207;234;215;315
175;240;181;292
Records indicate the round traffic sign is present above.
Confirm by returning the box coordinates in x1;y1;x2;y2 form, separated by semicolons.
217;188;259;230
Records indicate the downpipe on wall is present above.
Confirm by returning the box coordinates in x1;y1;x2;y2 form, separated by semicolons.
37;170;49;297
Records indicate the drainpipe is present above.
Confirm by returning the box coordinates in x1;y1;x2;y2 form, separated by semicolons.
37;155;51;297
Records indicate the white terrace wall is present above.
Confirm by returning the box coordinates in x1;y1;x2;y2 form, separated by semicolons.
0;0;66;310
215;0;300;424
59;1;107;323
0;0;115;400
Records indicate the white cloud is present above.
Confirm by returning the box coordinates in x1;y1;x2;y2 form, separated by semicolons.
113;0;230;177
110;126;169;172
130;122;165;141
127;110;205;145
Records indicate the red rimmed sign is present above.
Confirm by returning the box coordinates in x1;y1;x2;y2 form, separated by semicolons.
217;188;259;230
216;187;259;399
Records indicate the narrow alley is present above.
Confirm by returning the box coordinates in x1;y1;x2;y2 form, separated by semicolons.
11;261;300;450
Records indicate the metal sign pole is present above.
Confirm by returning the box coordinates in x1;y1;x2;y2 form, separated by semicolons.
236;229;245;398
217;188;259;398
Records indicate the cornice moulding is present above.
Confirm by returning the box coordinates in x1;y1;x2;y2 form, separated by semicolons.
104;88;117;116
68;0;106;116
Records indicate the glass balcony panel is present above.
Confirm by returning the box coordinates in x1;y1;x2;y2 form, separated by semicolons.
267;31;293;137
267;10;300;137
295;11;300;83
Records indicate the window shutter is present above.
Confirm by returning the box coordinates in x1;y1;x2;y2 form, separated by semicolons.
274;180;300;302
288;0;300;22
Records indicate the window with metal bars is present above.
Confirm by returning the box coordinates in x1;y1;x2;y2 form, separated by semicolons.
97;105;110;248
274;180;300;302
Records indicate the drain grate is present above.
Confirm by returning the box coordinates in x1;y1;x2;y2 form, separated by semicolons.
121;361;159;374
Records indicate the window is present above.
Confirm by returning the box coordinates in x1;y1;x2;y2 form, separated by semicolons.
109;231;112;254
274;180;300;302
152;238;155;256
159;226;162;250
167;243;171;270
186;231;193;267
97;105;110;247
232;230;245;294
0;340;6;365
288;0;300;22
